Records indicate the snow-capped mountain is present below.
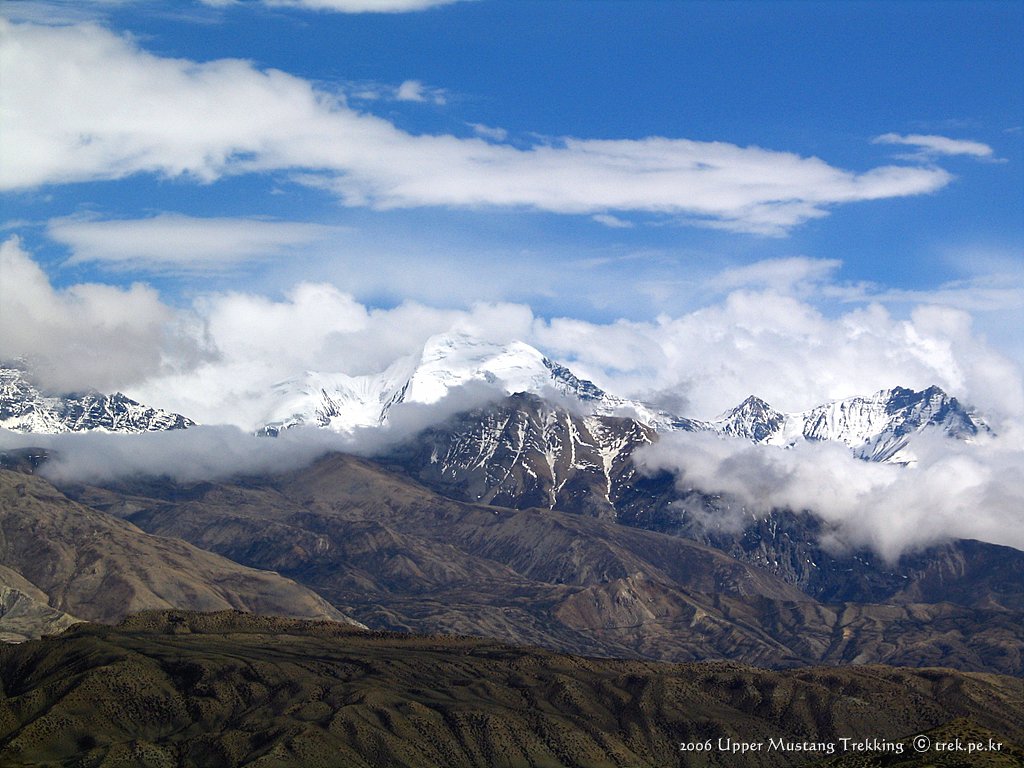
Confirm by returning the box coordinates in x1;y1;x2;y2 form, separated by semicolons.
260;332;694;435
708;385;987;462
0;365;194;434
709;395;786;443
261;332;984;467
383;392;656;517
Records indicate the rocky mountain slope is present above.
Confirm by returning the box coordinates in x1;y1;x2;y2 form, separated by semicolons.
0;610;1021;768
0;469;357;638
375;391;1017;610
382;392;656;518
0;365;193;433
63;454;1024;675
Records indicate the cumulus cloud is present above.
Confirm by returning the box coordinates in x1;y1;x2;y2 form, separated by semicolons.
535;293;1024;425
48;213;340;270
634;429;1024;560
394;79;445;104
130;282;536;428
873;133;995;158
5;242;1021;433
0;237;183;392
0;20;954;234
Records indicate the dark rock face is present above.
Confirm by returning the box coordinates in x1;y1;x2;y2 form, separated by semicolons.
382;392;655;519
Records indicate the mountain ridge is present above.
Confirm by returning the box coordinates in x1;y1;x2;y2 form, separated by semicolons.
0;365;194;434
256;334;986;466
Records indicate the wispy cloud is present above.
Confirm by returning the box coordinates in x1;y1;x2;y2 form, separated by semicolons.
0;20;955;235
711;256;841;292
48;213;341;270
468;123;508;142
591;214;634;229
199;0;465;12
873;132;995;158
394;79;446;104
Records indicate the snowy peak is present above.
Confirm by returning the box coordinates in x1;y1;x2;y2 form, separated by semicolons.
255;332;986;465
713;395;786;442
705;385;986;462
260;355;418;435
0;365;194;434
401;334;554;405
259;332;667;434
798;385;984;461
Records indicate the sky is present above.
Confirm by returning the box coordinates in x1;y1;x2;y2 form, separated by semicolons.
1;0;1022;425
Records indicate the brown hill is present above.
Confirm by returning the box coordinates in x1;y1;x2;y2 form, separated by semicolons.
0;611;1020;768
67;453;1024;674
0;469;358;636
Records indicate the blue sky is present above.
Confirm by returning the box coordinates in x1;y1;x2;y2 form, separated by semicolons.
1;0;1022;421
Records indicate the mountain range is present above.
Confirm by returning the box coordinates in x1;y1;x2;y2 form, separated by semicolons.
49;451;1023;677
0;340;1020;764
258;334;987;464
2;336;1012;659
3;336;986;470
0;364;193;433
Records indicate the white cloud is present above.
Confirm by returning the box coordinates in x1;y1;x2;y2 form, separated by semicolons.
534;293;1024;425
241;0;465;12
468;122;509;142
635;430;1024;560
396;79;424;101
48;214;340;269
592;214;634;229
0;379;504;484
873;133;995;158
0;237;182;391
0;20;955;235
6;241;1021;433
711;256;841;292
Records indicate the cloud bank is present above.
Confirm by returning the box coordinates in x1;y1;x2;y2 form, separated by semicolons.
0;20;955;234
4;238;1021;431
0;378;505;485
635;429;1024;560
0;238;179;392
